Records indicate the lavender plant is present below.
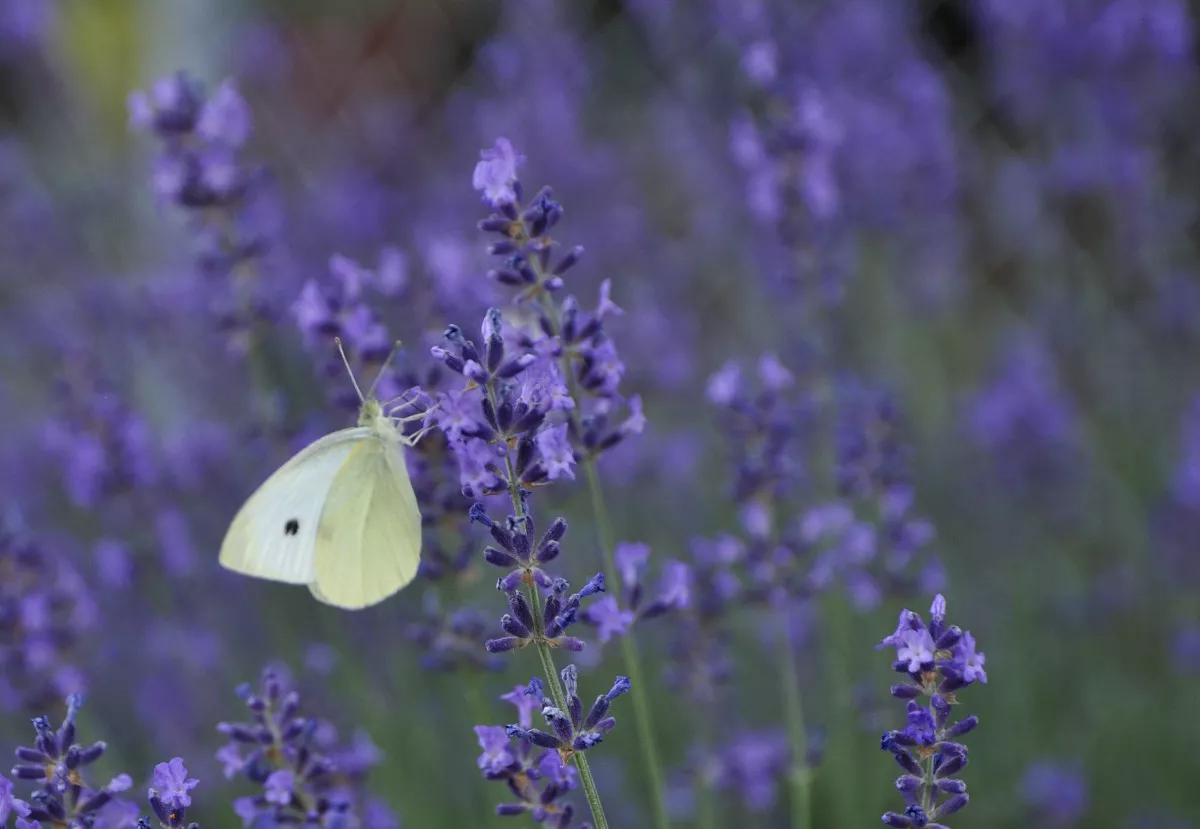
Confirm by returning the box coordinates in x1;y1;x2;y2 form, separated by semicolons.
216;665;392;829
428;309;619;827
468;137;667;829
877;595;985;828
128;72;275;353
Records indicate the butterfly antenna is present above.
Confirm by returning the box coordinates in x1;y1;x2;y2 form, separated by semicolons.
334;337;366;404
365;340;405;401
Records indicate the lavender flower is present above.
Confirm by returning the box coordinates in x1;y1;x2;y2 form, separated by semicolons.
581;542;689;642
8;695;134;828
473;669;627;823
964;335;1080;498
129;71;275;350
473;684;591;828
1019;759;1088;826
0;526;92;714
878;595;985;828
470;138;645;464
144;758;200;829
216;666;383;828
41;362;158;509
475;505;603;655
292;253;412;413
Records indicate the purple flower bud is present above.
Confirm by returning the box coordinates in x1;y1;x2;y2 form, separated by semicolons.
944;715;978;738
934;753;966;779
11;765;46;780
484;547;519;568
552;246;584;276
935;626;961;651
604;676;631;701
890;685;922;699
463;361;489;385
525;730;561;750
881;813;911;828
430;346;466;374
937;794;968;816
578;573;605;598
496;353;537;379
573;733;603;751
500;614;531;639
936;778;966;794
536;540;560;564
890;750;923;777
485;637;522;653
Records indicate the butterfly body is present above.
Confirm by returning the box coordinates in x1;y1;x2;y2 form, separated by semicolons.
219;396;423;609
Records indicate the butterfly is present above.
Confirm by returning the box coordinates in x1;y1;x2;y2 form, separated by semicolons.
219;339;429;609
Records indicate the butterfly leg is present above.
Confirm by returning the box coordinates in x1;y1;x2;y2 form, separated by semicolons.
398;424;437;446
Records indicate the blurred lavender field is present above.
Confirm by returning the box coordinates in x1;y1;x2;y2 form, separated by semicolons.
1;1;1198;827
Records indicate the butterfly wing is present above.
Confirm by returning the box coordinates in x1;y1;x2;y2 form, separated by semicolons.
309;436;422;609
219;428;372;584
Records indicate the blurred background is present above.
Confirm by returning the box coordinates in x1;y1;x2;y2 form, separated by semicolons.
0;1;1198;827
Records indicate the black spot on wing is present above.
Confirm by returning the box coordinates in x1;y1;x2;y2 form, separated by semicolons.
285;519;300;536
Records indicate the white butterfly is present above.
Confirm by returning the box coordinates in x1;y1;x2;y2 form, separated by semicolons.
219;340;429;609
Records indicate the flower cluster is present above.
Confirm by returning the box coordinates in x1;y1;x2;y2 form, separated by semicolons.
431;311;566;497
473;668;629;825
964;335;1080;499
877;595;985;828
406;598;504;672
128;71;273;349
471;138;645;466
809;381;942;609
215;666;388;829
582;542;690;644
41;358;157;510
7;694;135;829
505;669;630;759
473;505;603;654
474;682;585;827
0;527;92;714
292;252;411;413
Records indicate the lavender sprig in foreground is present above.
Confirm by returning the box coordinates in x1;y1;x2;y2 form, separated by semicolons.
430;315;614;828
471;138;668;829
7;694;135;829
877;595;986;828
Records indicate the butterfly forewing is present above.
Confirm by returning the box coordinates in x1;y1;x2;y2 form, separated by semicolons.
218;428;370;584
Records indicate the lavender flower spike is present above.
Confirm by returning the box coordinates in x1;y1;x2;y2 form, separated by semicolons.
878;595;984;828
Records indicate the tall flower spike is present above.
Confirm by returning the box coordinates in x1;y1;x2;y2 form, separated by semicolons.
129;71;275;351
878;595;984;828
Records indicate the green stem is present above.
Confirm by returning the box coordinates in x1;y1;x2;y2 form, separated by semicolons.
531;273;672;829
581;460;673;829
694;708;718;829
779;613;812;829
